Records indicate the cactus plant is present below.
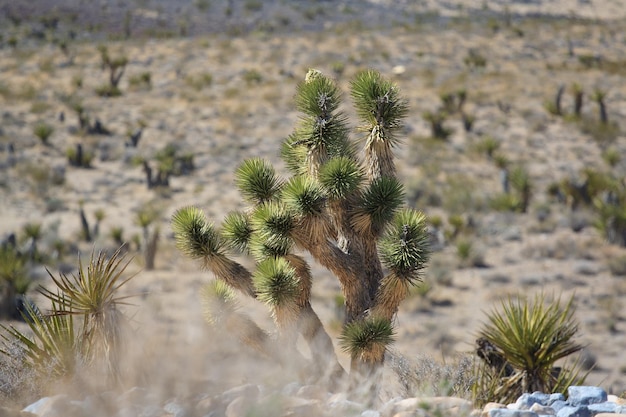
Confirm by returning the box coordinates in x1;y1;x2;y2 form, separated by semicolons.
171;70;430;392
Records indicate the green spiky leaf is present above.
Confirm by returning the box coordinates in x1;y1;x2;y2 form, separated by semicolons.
318;157;364;200
282;176;326;217
235;158;282;204
249;202;294;260
352;176;405;234
379;209;430;282
200;280;238;325
1;300;76;378
476;293;587;403
280;133;309;176
293;114;351;154
350;70;408;146
172;206;224;259
221;211;252;254
339;316;395;361
40;247;135;317
295;72;341;117
253;257;300;308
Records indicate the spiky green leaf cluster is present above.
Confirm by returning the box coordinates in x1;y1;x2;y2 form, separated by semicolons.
350;69;408;145
172;206;224;259
200;280;238;325
40;248;135;317
318;157;364;200
379;209;430;282
0;246;28;289
221;211;252;253
481;294;583;371
253;257;300;308
235;158;282;204
249;202;294;260
280;134;309;176
288;71;354;163
475;293;586;404
339;316;395;360
1;300;76;378
282;176;326;217
295;72;341;117
353;176;405;234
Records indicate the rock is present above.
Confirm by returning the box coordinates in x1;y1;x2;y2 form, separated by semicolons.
483;403;508;417
361;410;381;417
225;397;249;417
296;385;327;401
285;398;326;417
513;392;551;409
1;406;36;417
556;406;591;417
529;403;555;415
488;409;538;417
587;402;617;414
163;401;190;417
548;394;566;405
23;395;71;417
221;384;260;405
567;386;607;406
550;400;568;413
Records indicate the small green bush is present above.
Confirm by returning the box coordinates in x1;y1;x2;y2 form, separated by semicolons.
473;293;587;406
33;123;54;144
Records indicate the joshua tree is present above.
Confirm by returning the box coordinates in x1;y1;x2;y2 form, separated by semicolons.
96;45;128;97
592;89;608;124
136;207;160;270
572;83;584;118
172;70;430;394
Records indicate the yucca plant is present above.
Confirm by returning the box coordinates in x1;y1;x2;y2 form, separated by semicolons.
473;293;587;406
33;122;54;145
1;298;76;379
0;246;31;319
172;69;430;392
37;247;136;383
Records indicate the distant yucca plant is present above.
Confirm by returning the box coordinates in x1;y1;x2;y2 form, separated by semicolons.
473;293;587;406
33;122;54;145
172;69;430;393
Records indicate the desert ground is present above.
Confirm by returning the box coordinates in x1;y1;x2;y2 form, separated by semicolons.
1;0;626;408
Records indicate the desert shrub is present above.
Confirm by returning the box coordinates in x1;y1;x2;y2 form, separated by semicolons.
128;71;152;90
1;247;136;392
423;110;452;140
608;255;626;276
184;72;212;90
243;69;263;85
464;49;487;69
33;123;54;145
389;352;475;398
0;246;33;319
66;144;94;168
473;293;587;406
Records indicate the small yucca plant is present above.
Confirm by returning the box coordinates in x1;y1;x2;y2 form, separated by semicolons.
473;293;587;406
38;246;136;382
1;298;76;379
33;122;54;145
